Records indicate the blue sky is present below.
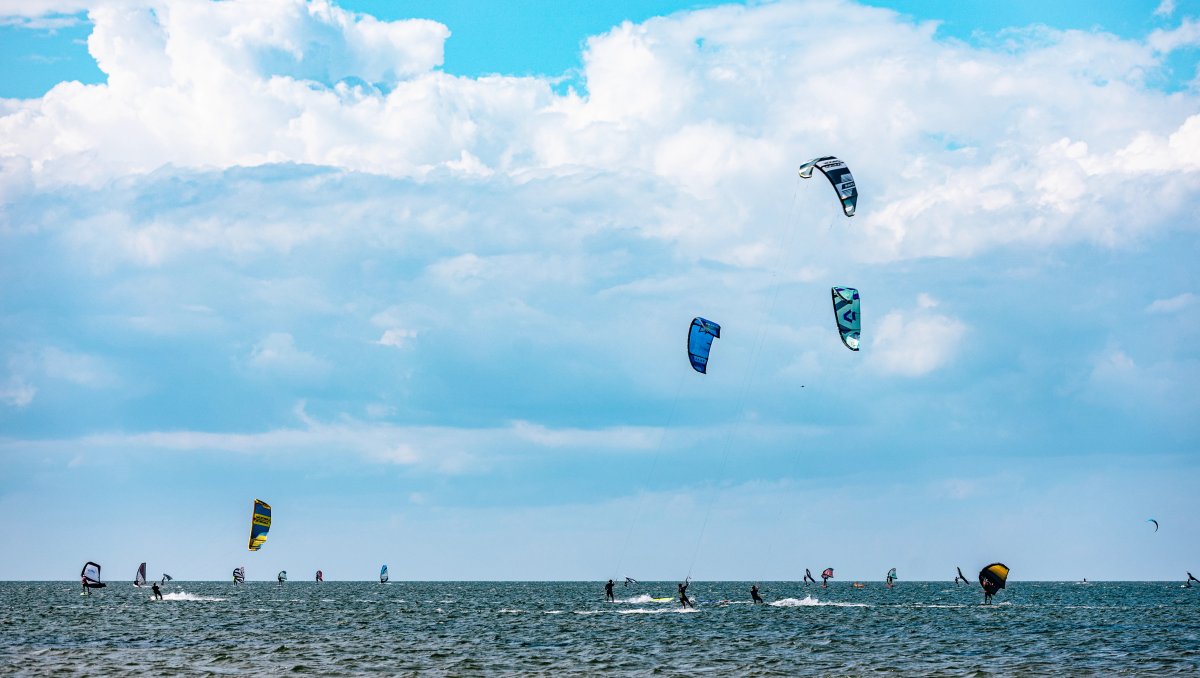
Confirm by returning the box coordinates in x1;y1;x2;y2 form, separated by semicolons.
0;0;1197;582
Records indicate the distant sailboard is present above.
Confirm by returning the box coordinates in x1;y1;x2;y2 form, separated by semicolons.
81;562;106;590
380;565;389;584
232;567;245;584
316;570;323;583
134;562;147;588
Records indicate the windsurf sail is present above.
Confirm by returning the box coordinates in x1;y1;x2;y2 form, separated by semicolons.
979;563;1009;596
134;562;147;587
688;317;721;374
277;570;287;583
81;561;106;588
232;567;245;584
380;565;389;583
624;577;637;586
160;574;173;585
831;287;861;351
886;567;897;585
804;568;816;584
248;499;271;551
799;156;858;217
316;570;323;583
822;567;834;583
1148;518;1159;532
955;566;969;584
1188;572;1199;583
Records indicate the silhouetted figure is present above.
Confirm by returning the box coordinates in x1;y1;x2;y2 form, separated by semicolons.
605;579;615;602
678;581;693;609
751;584;763;605
151;582;162;600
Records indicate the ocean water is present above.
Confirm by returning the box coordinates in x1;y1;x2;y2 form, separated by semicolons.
1;581;1198;675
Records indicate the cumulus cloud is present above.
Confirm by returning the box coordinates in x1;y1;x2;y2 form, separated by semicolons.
0;0;1196;265
871;296;967;377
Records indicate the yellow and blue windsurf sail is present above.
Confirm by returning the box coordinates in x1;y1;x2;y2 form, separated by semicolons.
248;499;272;551
688;317;721;374
831;287;861;351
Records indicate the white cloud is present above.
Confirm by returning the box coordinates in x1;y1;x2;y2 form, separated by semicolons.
0;0;1195;266
871;297;967;377
248;332;329;375
1146;292;1196;314
1148;17;1200;53
0;413;682;472
376;328;417;348
1154;0;1176;18
0;377;36;407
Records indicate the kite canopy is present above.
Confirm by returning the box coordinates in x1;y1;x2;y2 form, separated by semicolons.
81;561;106;588
831;287;861;351
687;317;721;374
799;156;858;217
822;567;835;579
232;567;245;584
248;499;271;551
1147;518;1159;532
979;563;1009;595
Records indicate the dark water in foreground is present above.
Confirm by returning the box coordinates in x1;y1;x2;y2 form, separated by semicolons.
1;581;1198;675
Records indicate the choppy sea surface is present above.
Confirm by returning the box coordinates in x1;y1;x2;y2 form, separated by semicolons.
1;581;1198;675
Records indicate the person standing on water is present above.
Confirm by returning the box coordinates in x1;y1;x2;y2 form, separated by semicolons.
151;582;163;600
751;584;764;605
605;579;615;602
678;580;693;608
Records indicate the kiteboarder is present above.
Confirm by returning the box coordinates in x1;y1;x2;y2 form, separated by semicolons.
751;584;764;605
678;580;693;609
151;582;162;600
605;579;615;602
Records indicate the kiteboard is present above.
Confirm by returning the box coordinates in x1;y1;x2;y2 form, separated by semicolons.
650;597;674;602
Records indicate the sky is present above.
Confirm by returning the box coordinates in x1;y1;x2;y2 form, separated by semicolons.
0;0;1197;583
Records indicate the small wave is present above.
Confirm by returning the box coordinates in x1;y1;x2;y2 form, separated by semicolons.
543;610;564;615
619;607;700;615
618;594;673;604
497;609;523;614
769;596;869;608
160;591;226;602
